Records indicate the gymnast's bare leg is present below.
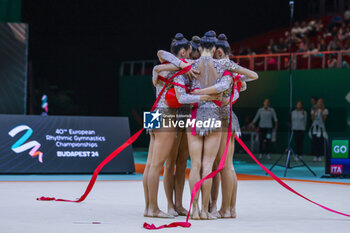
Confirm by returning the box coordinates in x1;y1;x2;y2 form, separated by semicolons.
200;131;222;220
146;126;177;218
218;132;235;218
187;132;203;220
143;133;155;216
174;132;189;216
163;130;189;216
163;132;182;216
210;158;221;218
229;134;238;218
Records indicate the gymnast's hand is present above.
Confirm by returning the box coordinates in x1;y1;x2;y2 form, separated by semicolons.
180;61;200;80
190;89;202;95
186;67;200;80
221;97;230;106
207;93;222;101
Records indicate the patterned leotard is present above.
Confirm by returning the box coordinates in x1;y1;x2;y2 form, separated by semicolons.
177;57;238;135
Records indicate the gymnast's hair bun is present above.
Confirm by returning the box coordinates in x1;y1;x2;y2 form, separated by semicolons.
215;33;230;54
208;30;217;37
170;33;190;55
201;30;217;48
204;30;216;38
190;36;201;51
192;36;200;43
218;33;228;41
174;33;184;41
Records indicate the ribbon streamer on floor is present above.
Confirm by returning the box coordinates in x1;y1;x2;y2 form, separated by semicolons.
36;65;192;203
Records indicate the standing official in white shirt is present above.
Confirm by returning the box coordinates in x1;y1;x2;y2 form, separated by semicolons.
251;98;278;159
292;101;307;160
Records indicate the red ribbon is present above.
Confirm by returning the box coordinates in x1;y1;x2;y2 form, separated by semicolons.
235;136;350;218
37;65;192;203
157;75;190;93
37;64;350;228
143;70;350;229
143;222;191;230
144;128;350;230
151;65;192;111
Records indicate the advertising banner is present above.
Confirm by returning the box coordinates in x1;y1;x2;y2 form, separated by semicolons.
0;114;135;174
326;138;350;176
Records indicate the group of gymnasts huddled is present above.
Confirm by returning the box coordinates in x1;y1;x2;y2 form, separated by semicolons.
142;30;259;220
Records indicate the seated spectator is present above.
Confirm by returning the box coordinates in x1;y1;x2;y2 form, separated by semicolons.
266;47;277;65
292;21;303;39
328;36;343;51
327;54;337;68
308;43;318;53
323;27;332;38
337;25;345;41
300;21;312;36
267;39;278;53
331;25;339;37
343;43;350;64
329;16;343;29
344;27;350;40
247;47;256;55
298;37;309;52
285;31;302;46
327;54;350;68
238;46;248;55
308;20;318;37
315;19;324;32
344;39;350;51
344;5;350;24
337;22;349;41
232;12;350;67
317;35;327;51
276;38;288;53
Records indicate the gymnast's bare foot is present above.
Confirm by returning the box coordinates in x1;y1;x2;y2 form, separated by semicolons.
167;207;179;217
191;205;200;220
200;211;217;220
145;208;174;218
144;208;149;217
175;205;188;216
209;205;221;218
208;212;218;220
200;211;208;220
219;209;232;218
230;208;237;218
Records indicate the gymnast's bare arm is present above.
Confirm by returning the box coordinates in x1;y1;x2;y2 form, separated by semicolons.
234;65;259;80
152;63;187;86
220;59;259;81
191;75;232;95
174;75;221;104
154;63;180;73
157;50;199;79
157;50;191;68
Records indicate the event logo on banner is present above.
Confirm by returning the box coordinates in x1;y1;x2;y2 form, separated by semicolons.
143;110;162;129
332;140;349;159
8;125;43;163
